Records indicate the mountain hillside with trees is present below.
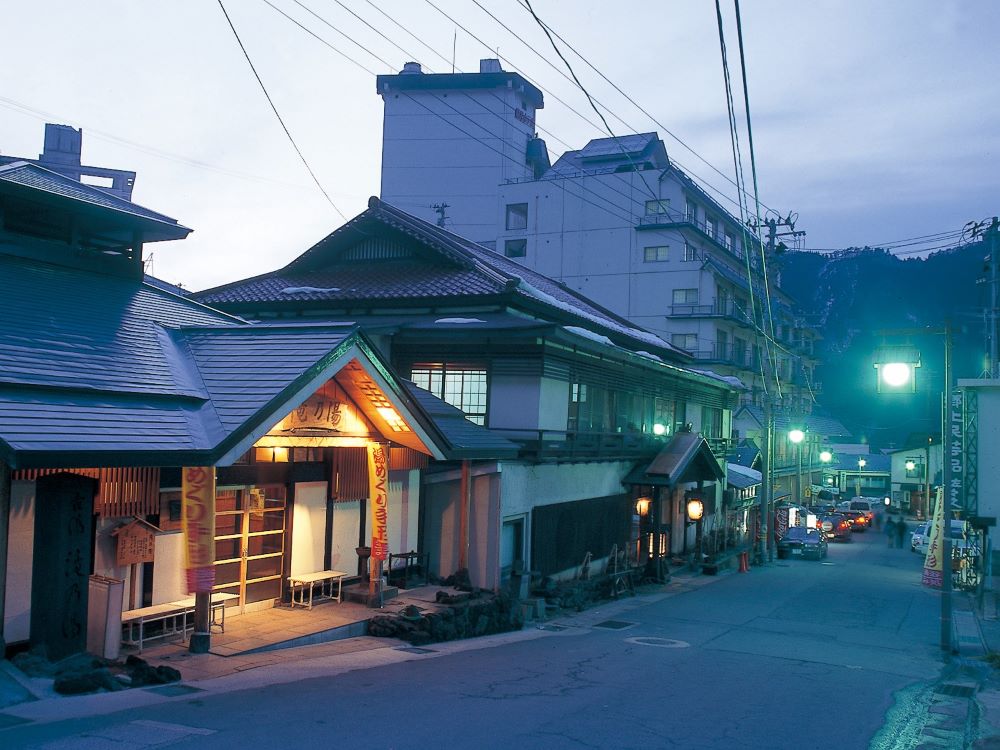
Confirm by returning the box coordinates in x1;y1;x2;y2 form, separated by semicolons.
778;242;988;448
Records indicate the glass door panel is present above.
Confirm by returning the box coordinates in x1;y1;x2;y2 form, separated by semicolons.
213;486;287;611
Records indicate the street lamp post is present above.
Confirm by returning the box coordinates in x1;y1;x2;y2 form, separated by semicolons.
687;498;704;570
874;326;956;653
789;429;805;505
857;457;866;497
925;436;932;521
819;450;832;494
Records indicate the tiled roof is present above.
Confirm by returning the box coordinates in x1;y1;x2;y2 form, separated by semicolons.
0;161;187;233
196;264;501;306
0;254;237;398
0;253;517;466
195;197;689;361
578;133;659;159
400;380;519;459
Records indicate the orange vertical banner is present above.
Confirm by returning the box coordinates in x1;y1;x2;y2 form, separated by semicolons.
182;466;216;593
367;443;389;561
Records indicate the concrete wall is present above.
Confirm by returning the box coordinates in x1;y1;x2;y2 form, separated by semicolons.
3;481;34;644
489;374;569;433
965;383;1000;523
500;460;632;580
422;464;501;589
380;77;535;244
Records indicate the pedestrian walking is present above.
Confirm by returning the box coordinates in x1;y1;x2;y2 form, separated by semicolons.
874;512;883;531
885;516;897;547
895;516;907;549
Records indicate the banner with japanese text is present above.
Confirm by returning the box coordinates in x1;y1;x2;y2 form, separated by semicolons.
947;389;964;514
367;443;389;561
182;466;216;593
922;487;945;588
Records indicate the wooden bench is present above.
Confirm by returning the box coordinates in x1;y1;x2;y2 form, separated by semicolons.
122;592;237;651
287;570;347;609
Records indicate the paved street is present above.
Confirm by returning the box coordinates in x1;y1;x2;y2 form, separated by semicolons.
0;527;975;749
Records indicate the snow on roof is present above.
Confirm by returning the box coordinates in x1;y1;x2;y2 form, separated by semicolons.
727;463;762;482
563;325;614;347
513;277;679;354
280;286;340;294
692;369;747;390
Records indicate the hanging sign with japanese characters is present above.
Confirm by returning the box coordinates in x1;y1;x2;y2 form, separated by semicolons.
114;520;157;566
367;442;389;561
947;390;964;514
182;466;216;593
269;381;370;436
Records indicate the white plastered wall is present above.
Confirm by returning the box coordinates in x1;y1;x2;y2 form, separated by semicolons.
331;500;361;576
291;481;328;577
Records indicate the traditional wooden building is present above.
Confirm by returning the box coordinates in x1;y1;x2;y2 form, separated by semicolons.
0;163;513;657
196;198;739;588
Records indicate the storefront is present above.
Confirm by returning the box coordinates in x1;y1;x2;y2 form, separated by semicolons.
624;431;726;576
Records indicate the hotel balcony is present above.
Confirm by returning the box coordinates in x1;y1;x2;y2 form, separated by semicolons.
691;342;756;371
669;301;754;328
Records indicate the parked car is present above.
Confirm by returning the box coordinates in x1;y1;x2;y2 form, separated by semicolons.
910;522;929;552
913;520;976;555
777;526;828;560
820;513;852;542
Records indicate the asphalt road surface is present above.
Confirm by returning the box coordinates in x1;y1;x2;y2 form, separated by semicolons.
4;526;956;749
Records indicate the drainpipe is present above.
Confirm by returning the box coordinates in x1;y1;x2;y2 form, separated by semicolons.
459;460;470;572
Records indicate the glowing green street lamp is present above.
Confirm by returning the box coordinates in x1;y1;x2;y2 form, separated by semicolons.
873;345;920;393
873;328;955;653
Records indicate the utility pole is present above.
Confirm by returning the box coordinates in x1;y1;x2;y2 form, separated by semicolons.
750;212;806;285
988;218;1000;377
431;202;450;228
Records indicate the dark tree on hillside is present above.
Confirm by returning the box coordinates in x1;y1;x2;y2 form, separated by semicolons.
778;243;986;448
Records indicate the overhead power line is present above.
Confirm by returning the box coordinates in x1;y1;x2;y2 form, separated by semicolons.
262;2;640;226
216;0;348;220
509;0;778;217
302;0;645;221
520;0;659;203
421;0;754;220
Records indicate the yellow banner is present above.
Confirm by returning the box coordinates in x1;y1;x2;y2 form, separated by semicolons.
368;443;389;561
182;466;216;592
922;486;945;588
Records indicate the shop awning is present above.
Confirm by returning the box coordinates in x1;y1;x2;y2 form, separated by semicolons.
623;431;724;488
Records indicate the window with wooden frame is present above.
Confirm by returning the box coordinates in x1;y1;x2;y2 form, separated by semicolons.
411;363;488;425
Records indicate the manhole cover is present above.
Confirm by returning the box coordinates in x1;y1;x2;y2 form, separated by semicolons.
396;646;436;654
145;684;204;697
592;620;636;630
625;636;690;648
935;684;977;698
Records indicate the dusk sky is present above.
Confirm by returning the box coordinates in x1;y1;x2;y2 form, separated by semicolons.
3;1;997;290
